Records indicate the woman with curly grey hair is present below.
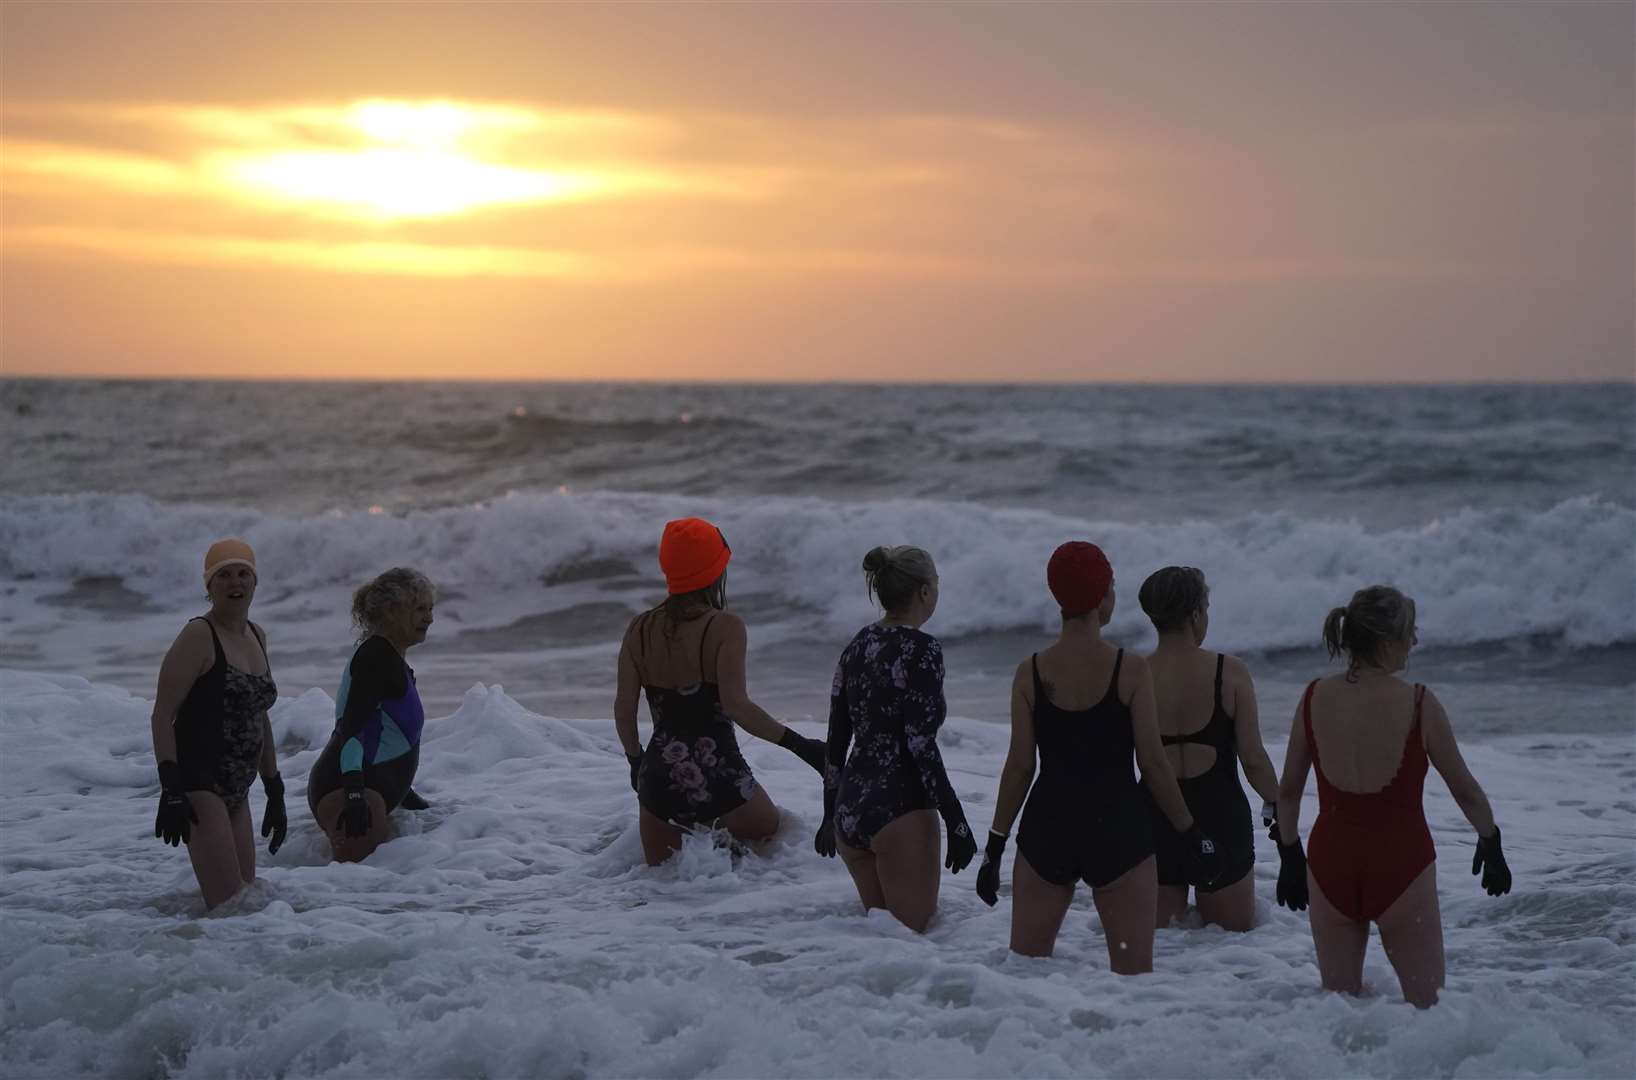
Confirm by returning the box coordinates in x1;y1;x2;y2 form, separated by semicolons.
306;567;437;862
1275;584;1511;1008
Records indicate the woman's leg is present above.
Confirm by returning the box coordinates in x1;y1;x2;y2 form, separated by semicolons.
1195;872;1256;932
1308;870;1370;995
229;799;257;885
719;785;780;844
184;790;246;909
1010;850;1075;957
869;809;942;933
836;834;887;913
314;788;391;863
1155;884;1190;928
636;807;685;866
1376;863;1444;1008
1092;855;1159;975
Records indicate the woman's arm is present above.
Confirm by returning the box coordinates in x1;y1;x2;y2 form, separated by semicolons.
987;660;1037;836
713;615;788;744
613;621;643;758
1227;656;1279;804
901;638;966;825
1275;691;1314;845
1420;688;1497;837
1129;655;1194;832
150;621;212;767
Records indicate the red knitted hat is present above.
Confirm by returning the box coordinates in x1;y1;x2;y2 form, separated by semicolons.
1047;541;1112;615
659;518;731;595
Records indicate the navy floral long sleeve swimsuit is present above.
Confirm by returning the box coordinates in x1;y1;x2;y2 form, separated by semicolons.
824;624;968;849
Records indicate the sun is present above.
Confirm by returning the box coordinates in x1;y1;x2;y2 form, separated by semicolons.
212;100;603;219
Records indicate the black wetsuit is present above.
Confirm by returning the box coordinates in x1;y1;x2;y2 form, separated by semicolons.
174;617;277;814
1153;655;1255;891
1016;649;1155;888
307;636;424;815
635;615;759;827
825;624;966;850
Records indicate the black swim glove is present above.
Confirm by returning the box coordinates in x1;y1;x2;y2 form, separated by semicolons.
625;751;642;794
1276;839;1309;911
1182;825;1223;888
259;773;287;855
337;771;372;839
1262;800;1278;841
154;761;197;847
778;728;827;776
975;830;1007;906
944;817;977;874
1472;827;1512;897
815;814;837;858
399;788;431;811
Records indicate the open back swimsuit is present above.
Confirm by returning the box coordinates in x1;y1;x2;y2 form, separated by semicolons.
1304;679;1437;922
1016;649;1155;888
174;617;277;813
824;624;963;850
1152;654;1254;891
635;615;758;828
308;635;425;814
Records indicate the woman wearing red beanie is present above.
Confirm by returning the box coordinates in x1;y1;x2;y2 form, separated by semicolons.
974;541;1219;972
613;517;825;866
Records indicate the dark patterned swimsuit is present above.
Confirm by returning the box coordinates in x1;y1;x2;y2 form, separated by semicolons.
824;624;964;850
634;615;759;828
174;617;277;814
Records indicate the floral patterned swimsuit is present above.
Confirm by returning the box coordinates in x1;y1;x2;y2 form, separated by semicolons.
635;615;758;827
824;624;966;850
174;617;277;813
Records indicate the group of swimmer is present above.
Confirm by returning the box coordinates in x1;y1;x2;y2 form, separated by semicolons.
152;521;1513;1009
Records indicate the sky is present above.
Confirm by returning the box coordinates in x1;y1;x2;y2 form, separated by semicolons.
1;1;1630;382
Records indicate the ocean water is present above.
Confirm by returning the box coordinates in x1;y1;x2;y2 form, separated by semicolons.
1;379;1633;1078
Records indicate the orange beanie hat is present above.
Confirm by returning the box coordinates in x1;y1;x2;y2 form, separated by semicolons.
659;518;731;595
203;538;256;584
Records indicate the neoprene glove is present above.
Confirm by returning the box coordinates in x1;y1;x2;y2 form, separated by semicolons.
337;771;372;839
975;830;1006;906
625;751;642;794
1276;839;1309;911
814;814;837;858
260;773;287;855
154;761;197;847
399;788;431;811
778;728;827;775
944;816;977;874
1182;824;1223;887
1472;827;1512;897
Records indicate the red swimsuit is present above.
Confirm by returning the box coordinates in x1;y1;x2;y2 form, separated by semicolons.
1304;680;1437;923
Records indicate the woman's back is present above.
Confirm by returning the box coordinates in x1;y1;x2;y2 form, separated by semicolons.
1148;647;1229;780
630;609;719;690
1029;641;1137;790
1307;674;1422;794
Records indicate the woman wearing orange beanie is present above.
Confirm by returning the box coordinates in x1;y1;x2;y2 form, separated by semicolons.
613;517;825;866
149;538;284;910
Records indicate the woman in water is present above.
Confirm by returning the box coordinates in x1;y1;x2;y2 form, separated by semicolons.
307;567;436;862
1275;585;1512;1007
1140;566;1281;931
974;542;1220;972
614;517;825;866
151;538;284;909
815;545;976;933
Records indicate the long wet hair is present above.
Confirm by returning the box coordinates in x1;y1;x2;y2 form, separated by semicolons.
352;567;436;641
1323;585;1416;679
1138;566;1208;633
863;545;936;614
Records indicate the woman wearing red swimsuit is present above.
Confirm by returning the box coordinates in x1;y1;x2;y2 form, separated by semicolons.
1274;586;1512;1007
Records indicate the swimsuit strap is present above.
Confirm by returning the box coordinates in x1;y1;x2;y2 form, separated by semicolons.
191;616;226;668
1213;653;1225;711
249;621;271;674
1103;649;1124;703
1030;653;1043;706
1300;678;1321;767
697;614;719;681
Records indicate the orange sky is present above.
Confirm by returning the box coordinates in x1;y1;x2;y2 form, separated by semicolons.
1;2;1630;381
